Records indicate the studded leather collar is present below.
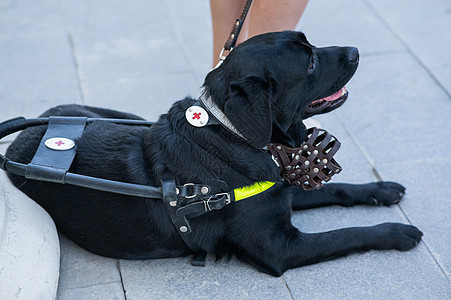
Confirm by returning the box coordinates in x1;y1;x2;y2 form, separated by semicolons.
185;93;250;144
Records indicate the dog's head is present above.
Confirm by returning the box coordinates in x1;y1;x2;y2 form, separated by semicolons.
203;31;359;148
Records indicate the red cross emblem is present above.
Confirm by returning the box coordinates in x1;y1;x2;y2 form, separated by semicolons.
185;105;209;127
44;137;75;151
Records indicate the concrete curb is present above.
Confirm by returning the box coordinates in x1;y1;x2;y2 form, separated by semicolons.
0;171;60;299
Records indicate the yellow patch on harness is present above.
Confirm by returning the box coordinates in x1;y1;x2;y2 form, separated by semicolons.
233;181;276;201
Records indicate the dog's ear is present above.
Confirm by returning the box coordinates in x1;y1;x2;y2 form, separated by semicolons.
224;75;275;148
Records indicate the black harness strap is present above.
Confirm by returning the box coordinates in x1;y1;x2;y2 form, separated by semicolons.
161;178;209;266
0;116;240;267
161;178;199;251
26;117;86;183
160;177;230;248
159;175;230;266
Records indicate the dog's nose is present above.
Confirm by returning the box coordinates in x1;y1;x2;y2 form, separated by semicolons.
347;47;359;64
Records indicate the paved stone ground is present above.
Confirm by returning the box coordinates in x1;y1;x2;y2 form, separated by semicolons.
1;0;450;299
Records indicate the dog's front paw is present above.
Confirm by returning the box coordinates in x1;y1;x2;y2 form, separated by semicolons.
372;222;423;251
367;181;405;206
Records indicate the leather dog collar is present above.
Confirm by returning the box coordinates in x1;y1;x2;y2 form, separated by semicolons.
185;93;250;143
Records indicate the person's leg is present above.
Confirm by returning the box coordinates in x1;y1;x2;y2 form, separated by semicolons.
211;1;309;66
210;0;249;65
247;0;309;38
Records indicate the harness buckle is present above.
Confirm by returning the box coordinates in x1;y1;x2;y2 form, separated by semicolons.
203;192;231;212
214;192;231;205
183;183;197;199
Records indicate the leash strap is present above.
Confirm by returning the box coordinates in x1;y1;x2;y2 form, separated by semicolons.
223;0;253;51
215;0;253;67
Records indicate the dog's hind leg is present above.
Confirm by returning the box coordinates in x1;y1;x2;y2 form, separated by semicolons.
290;182;405;210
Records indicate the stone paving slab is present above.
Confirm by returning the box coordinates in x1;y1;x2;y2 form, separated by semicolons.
0;0;83;121
298;0;405;55
121;257;291;300
0;0;66;39
81;72;200;121
365;0;451;96
57;235;122;291
61;0;192;81
57;282;125;300
322;25;451;280
56;235;124;299
0;33;82;119
284;248;450;300
288;111;450;299
379;159;451;277
336;51;451;165
164;0;213;84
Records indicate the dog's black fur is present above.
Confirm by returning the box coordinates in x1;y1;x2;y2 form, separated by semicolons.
6;31;422;276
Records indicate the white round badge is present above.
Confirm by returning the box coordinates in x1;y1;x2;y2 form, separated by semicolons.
45;137;76;151
185;106;209;127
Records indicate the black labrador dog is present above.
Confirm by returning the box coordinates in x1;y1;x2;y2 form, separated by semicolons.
6;31;422;276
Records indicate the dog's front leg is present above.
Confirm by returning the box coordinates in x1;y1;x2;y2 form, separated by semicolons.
290;182;406;210
230;208;422;276
226;186;421;276
280;222;422;274
232;222;422;276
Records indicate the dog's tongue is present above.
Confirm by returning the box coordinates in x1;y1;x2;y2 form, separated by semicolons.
321;86;347;102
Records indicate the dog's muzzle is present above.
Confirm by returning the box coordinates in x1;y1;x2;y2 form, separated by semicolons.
267;128;342;190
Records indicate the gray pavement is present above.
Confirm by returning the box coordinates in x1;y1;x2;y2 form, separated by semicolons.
1;0;450;299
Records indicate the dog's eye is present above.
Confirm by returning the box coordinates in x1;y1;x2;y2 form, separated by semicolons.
308;55;316;74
